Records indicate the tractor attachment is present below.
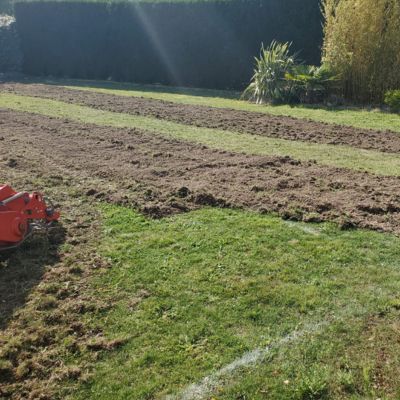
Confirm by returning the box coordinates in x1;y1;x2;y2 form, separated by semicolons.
0;185;60;251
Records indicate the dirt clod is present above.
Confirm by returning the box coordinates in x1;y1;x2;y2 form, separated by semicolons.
177;186;191;198
6;158;17;168
86;188;97;196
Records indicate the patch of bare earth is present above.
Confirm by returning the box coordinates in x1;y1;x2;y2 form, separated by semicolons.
2;82;400;153
1;109;400;235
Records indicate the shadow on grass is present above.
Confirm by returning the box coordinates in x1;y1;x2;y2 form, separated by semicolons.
0;223;66;329
2;74;393;118
4;74;241;99
62;78;242;99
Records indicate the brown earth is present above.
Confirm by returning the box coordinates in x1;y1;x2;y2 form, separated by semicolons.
1;109;400;235
2;82;400;154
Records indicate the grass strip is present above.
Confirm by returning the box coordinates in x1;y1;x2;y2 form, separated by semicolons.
1;93;400;176
58;79;400;133
71;205;400;399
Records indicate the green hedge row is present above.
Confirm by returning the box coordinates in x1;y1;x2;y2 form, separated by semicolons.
0;18;22;72
0;1;14;14
15;0;322;89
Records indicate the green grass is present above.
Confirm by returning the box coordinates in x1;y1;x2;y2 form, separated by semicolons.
1;93;400;176
70;205;400;399
56;78;400;133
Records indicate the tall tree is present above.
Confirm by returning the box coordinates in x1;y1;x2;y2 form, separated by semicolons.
322;0;400;102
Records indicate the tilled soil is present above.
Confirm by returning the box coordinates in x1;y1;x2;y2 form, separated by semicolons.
2;82;400;154
1;109;400;235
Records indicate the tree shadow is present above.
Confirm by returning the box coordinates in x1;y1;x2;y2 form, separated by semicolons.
4;75;386;114
5;74;241;100
0;223;66;329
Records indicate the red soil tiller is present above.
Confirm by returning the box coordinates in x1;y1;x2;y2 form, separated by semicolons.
0;185;60;251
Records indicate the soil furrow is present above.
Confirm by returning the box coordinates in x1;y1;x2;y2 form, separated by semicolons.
1;109;400;235
2;83;400;154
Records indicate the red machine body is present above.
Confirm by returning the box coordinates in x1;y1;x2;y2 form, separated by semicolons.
0;185;60;249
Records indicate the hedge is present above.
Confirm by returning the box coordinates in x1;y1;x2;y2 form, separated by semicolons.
0;1;14;14
0;16;22;72
15;0;323;89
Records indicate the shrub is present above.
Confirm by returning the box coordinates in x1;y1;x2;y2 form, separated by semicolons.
384;90;400;113
242;41;298;104
322;0;400;103
285;64;339;104
243;41;338;105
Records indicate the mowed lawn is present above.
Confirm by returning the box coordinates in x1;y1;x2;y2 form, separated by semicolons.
72;206;400;400
1;83;400;399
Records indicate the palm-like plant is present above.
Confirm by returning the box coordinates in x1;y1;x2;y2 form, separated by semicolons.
242;41;297;104
286;64;339;90
285;64;339;103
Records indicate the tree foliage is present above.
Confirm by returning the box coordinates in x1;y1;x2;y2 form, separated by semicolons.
322;0;400;103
